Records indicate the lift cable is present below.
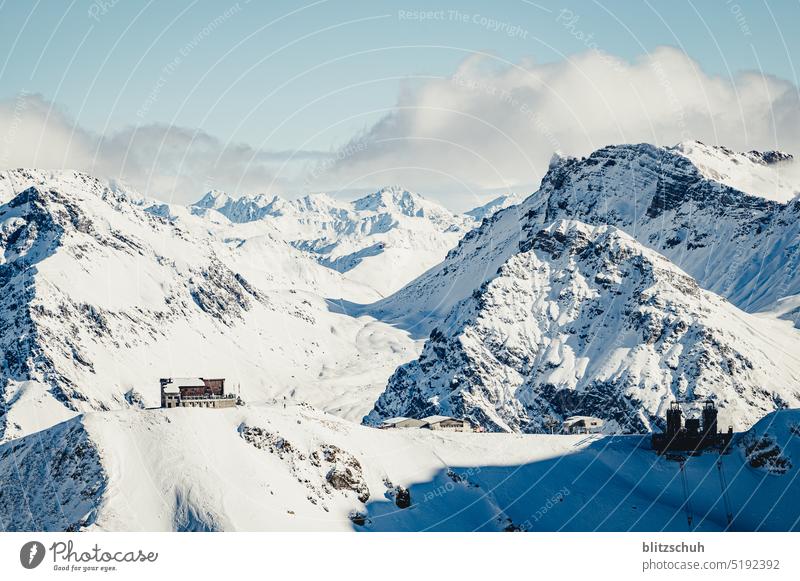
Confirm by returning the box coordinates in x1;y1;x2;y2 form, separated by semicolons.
679;461;694;530
716;454;734;530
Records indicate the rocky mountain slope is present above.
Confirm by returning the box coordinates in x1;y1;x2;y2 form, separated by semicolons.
2;403;799;531
370;141;800;332
191;186;477;296
0;170;418;441
365;221;800;433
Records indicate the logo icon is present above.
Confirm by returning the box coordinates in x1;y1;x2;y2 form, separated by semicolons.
20;541;46;569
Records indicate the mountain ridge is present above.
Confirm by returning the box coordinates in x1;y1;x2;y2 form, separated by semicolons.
367;142;800;335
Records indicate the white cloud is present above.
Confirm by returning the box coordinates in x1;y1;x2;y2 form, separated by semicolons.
0;93;326;204
317;47;800;209
3;48;799;210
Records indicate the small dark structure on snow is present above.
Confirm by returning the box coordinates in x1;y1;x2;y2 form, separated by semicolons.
651;400;733;453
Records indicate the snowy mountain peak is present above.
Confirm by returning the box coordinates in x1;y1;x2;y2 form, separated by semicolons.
194;189;234;209
674;140;794;166
352;186;433;217
1;169;143;206
747;149;794;165
464;193;524;223
548;151;570;169
294;192;339;212
189;190;289;222
373;140;800;333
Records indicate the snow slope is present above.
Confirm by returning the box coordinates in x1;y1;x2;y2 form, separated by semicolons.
365;221;800;433
2;404;799;531
0;170;419;440
675;140;798;203
191;186;474;296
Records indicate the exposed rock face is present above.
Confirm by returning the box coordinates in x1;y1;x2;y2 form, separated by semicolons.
744;434;792;474
323;445;370;503
366;221;800;433
0;417;105;531
393;486;411;509
240;425;370;505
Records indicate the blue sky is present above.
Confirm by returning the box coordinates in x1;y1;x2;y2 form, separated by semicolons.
1;0;799;206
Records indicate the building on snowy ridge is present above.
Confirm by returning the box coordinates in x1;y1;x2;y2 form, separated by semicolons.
160;377;236;409
380;415;475;432
561;416;604;434
379;417;427;429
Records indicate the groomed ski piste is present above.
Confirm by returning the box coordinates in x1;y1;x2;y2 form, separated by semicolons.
2;404;798;532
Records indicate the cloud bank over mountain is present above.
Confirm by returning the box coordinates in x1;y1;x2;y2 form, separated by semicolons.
2;47;799;207
0;94;324;203
321;47;800;203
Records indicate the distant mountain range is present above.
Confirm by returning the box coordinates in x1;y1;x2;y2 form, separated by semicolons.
189;185;504;296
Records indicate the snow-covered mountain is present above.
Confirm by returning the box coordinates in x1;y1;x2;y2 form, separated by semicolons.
370;141;800;331
3;403;799;531
0;170;418;440
191;186;476;296
365;221;800;433
464;193;524;224
364;142;800;433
